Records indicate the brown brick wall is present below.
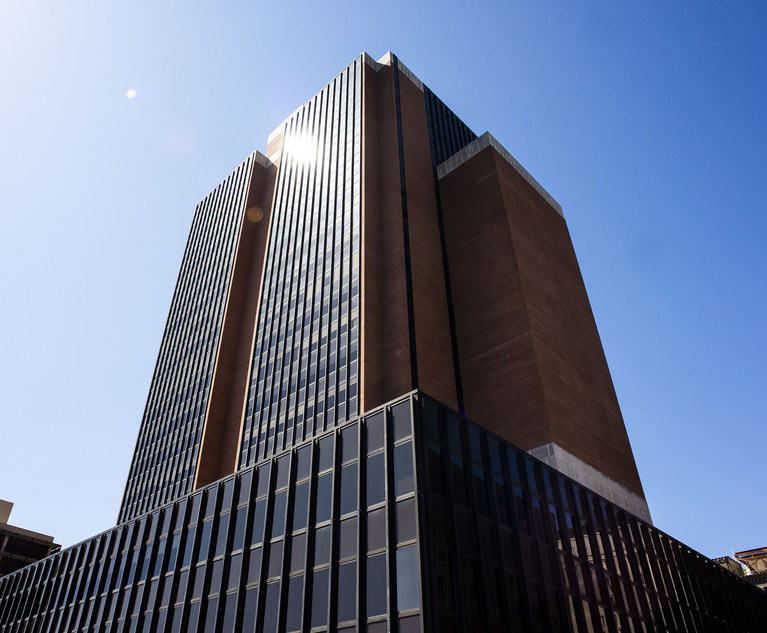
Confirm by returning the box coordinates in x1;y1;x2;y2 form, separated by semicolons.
440;146;644;498
194;157;277;489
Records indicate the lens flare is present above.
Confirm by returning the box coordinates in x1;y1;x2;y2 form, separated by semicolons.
283;134;317;166
125;88;137;99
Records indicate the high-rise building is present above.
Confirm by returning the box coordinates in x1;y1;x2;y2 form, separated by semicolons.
2;52;765;633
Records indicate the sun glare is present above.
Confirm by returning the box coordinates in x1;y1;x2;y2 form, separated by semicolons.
283;134;317;166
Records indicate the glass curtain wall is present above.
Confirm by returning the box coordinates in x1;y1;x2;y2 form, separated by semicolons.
238;57;362;466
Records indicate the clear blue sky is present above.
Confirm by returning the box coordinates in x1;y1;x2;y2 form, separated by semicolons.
1;1;765;559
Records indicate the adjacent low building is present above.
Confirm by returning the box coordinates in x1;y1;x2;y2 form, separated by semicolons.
0;501;59;579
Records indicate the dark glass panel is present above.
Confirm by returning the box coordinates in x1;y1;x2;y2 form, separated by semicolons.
210;558;224;595
367;508;386;552
215;513;230;557
450;456;467;506
296;446;311;481
446;414;462;453
272;490;287;539
427;444;444;496
366;452;385;507
190;493;202;524
366;554;387;616
256;464;270;498
198;520;213;563
242;586;259;633
246;548;262;586
396;546;419;611
394;442;414;496
314;526;331;567
391;401;411;441
366;412;384;453
168;532;181;569
286;575;304;632
222;591;237;631
182;525;196;568
267;541;283;580
153;538;166;578
398;615;421;633
311;567;329;628
423;400;440;442
222;478;235;511
263;581;280;633
251;499;267;546
203;595;218;632
276;455;290;489
342;424;358;462
290;533;306;573
318;435;334;472
337;561;357;623
204;490;218;519
340;462;358;516
339;516;358;560
238;470;253;505
191;564;206;599
315;473;332;523
187;600;200;632
175;569;189;604
228;553;242;591
292;482;309;532
232;506;247;551
396;498;416;544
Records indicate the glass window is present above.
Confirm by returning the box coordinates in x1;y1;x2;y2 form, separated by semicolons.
391;402;411;441
396;546;419;611
318;436;334;472
311;567;329;628
276;456;290;489
338;516;357;560
263;581;280;633
366;413;384;453
396;498;416;544
256;465;270;498
367;508;386;552
242;586;259;633
228;553;242;591
314;526;331;567
296;446;311;481
367;554;387;616
204;595;218;632
232;506;247;551
340;463;358;516
286;575;304;632
246;548;262;586
337;561;356;623
366;452;385;507
342;424;358;462
267;541;283;580
394;442;414;496
222;591;237;631
292;482;309;532
198;520;212;563
251;500;266;546
215;513;230;557
315;473;332;524
271;491;287;539
290;533;306;573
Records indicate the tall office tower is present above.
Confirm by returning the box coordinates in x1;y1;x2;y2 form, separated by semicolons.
2;53;766;633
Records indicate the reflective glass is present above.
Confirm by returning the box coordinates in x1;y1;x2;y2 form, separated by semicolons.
367;554;387;616
337;561;356;623
366;452;385;507
393;442;414;496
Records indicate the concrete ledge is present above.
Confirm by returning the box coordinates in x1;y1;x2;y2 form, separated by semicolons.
528;441;653;524
437;132;563;217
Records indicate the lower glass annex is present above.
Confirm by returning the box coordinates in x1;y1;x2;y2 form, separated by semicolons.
2;393;765;632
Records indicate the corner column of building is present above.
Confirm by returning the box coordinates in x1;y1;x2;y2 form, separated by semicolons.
361;58;457;414
439;144;647;514
194;154;278;489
